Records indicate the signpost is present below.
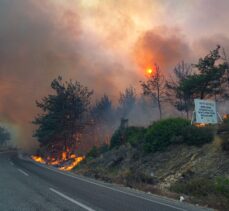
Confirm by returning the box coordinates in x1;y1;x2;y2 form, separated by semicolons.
192;99;221;124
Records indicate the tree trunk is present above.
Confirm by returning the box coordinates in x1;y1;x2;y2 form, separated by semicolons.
157;83;162;119
158;98;162;119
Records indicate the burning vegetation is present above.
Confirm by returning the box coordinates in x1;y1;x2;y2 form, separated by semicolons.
31;46;229;172
31;151;84;171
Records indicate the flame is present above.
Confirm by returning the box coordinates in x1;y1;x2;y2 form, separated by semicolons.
194;123;207;128
59;156;84;171
31;151;84;171
31;155;45;164
62;151;67;161
49;160;60;165
223;114;229;120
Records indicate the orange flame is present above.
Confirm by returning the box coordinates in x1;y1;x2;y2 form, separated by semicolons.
59;156;84;171
194;123;207;128
31;152;84;171
31;155;45;164
62;151;67;161
223;114;229;120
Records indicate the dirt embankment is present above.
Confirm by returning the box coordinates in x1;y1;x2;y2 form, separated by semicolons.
75;136;229;210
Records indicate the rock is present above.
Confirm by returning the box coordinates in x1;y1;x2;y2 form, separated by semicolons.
179;196;184;202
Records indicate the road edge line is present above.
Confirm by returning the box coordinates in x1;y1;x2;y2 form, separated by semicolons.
35;164;186;211
17;168;29;176
49;188;95;211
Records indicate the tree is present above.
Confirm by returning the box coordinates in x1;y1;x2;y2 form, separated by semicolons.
33;76;93;154
91;95;113;125
90;95;115;145
118;86;136;118
181;46;228;101
166;61;193;118
0;126;10;146
140;64;166;119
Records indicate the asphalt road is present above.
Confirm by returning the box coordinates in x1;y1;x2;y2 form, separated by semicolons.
0;151;212;211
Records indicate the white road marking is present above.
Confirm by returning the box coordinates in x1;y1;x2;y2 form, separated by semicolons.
39;164;186;211
49;188;95;211
17;168;29;176
10;161;14;166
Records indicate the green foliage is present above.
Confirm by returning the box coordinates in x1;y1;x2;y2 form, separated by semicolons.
217;120;229;151
33;76;93;147
222;138;229;151
166;61;193;118
99;144;109;154
110;118;214;152
144;118;190;152
86;146;98;158
110;128;123;149
144;118;215;152
86;144;110;158
110;126;145;149
91;95;113;125
182;125;214;146
125;127;145;146
0;126;10;146
171;177;229;197
223;116;229;124
170;178;214;197
215;177;229;197
170;177;229;209
179;46;228;100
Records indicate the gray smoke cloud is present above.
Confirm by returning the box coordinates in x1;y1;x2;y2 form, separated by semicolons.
1;0;229;150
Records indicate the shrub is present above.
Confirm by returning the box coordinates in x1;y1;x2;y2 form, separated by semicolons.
182;125;214;146
86;146;98;158
110;129;123;149
170;178;215;197
87;143;110;158
222;139;229;151
125;127;145;147
144;118;190;152
110;126;145;149
170;177;229;210
171;177;229;197
98;144;110;154
218;122;229;151
215;177;229;197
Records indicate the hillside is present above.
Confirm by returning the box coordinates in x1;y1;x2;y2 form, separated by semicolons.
75;120;229;211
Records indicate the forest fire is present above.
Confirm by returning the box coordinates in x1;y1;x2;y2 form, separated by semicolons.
59;156;84;171
31;151;84;171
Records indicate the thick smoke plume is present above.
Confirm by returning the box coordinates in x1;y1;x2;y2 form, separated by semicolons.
1;0;229;150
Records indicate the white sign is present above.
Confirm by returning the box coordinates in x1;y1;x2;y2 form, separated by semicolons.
194;99;217;124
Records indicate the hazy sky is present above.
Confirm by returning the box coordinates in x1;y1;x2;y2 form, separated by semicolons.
0;0;229;149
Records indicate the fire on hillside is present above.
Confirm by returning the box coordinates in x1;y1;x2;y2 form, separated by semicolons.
31;150;84;171
194;123;208;128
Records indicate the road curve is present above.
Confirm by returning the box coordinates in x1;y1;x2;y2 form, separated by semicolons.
0;151;212;211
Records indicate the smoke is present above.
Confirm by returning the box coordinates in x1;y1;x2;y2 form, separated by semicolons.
1;0;229;150
0;0;139;150
133;26;192;73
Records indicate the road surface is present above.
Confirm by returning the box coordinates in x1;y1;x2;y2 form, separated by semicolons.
0;151;212;211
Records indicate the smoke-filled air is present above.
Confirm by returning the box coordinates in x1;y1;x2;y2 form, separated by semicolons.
1;0;229;150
